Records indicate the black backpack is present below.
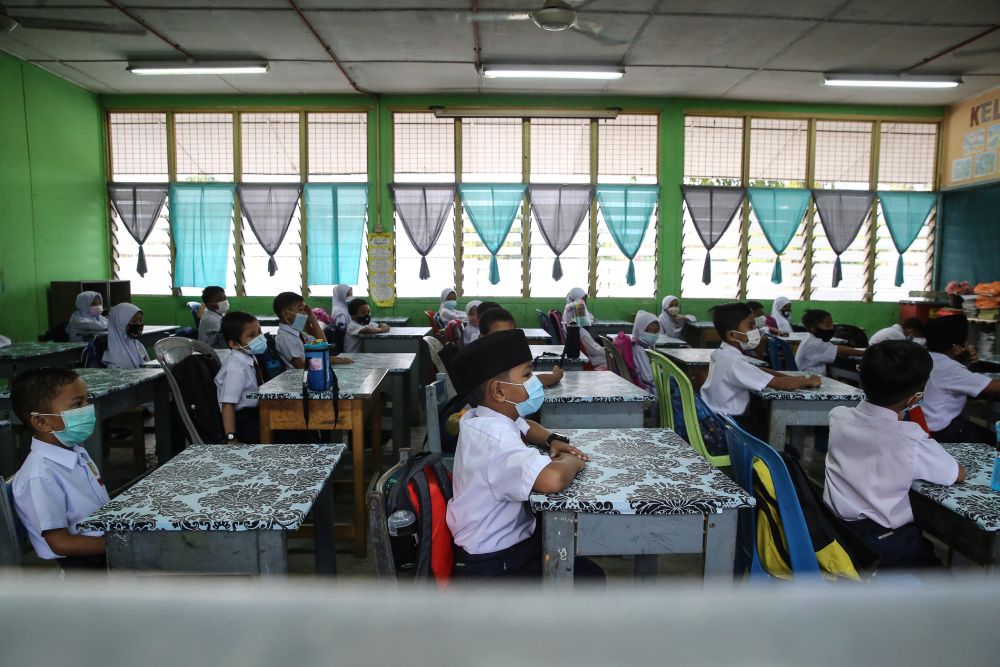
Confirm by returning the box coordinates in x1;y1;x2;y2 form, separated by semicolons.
323;324;348;356
170;353;226;444
80;334;109;368
254;332;286;382
386;452;455;584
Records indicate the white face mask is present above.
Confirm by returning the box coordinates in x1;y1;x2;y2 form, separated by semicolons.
216;299;230;316
667;306;680;317
736;328;761;351
638;330;660;347
754;315;767;330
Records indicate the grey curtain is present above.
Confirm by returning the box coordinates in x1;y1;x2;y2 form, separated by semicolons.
108;184;168;276
237;184;302;275
528;184;593;280
812;190;875;287
390;183;456;280
681;185;745;284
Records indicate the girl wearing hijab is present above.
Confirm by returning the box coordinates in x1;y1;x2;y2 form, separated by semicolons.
463;300;482;345
66;291;108;342
102;303;149;369
770;296;794;336
439;287;465;323
657;295;695;339
330;284;353;328
628;310;660;394
562;287;607;369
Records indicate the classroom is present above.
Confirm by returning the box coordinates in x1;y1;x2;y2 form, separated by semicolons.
1;1;1000;662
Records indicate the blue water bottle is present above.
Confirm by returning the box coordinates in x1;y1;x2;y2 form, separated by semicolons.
304;341;331;391
991;422;1000;493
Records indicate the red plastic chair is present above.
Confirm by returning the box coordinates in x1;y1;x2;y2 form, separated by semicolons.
426;310;441;335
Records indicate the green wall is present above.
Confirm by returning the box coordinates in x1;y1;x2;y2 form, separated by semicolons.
0;52;108;341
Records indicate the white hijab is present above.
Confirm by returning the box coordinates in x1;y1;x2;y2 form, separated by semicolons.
67;290;108;339
562;287;592;325
771;296;794;335
630;310;658;391
439;287;463;323
73;291;105;321
657;295;686;338
102;302;149;369
331;284;352;327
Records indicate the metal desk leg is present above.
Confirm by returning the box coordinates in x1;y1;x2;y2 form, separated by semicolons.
153;378;173;464
313;477;337;576
767;406;791;451
542;511;576;586
634;555;657;581
350;402;367;558
703;510;739;579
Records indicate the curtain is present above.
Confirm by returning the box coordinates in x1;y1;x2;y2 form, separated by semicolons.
305;184;368;285
527;184;593;280
390;184;456;280
108;184;168;276
595;184;660;286
170;184;236;288
812;190;875;287
458;183;526;285
237;184;302;276
746;188;811;284
681;185;745;284
877;191;937;286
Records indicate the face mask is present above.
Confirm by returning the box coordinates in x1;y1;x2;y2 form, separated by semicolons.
126;323;144;339
291;312;308;332
638;331;660;347
32;404;96;447
815;328;835;342
216;299;230;316
667;306;680;317
499;375;545;418
780;309;791;319
88;305;103;317
443;300;457;311
244;333;267;356
736;328;761;351
358;314;372;326
754;315;767;329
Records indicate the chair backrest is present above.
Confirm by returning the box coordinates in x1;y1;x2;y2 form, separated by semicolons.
186;301;202;327
833;323;868;348
536;310;556;342
80;334;109;368
766;334;798;371
0;479;25;567
719;415;822;580
324;324;348;356
367;449;412;583
548;310;565;344
422;338;456;400
599;335;629;380
155;338;222;446
425;310;441;335
646;349;730;467
424;374;450;454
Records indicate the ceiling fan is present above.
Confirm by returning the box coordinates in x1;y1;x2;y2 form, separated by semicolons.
0;2;146;35
472;0;628;46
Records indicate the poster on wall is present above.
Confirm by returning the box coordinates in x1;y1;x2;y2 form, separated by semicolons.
368;231;396;308
942;89;1000;188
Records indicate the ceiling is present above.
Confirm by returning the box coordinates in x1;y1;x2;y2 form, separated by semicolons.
1;0;1000;105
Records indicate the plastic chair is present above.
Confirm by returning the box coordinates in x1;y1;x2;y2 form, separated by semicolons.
422;337;456;400
766;334;798;371
537;309;556;342
425;311;441;335
0;479;26;567
367;448;412;583
154;338;221;446
549;310;565;344
186;301;202;327
646;349;730;468
719;415;823;581
833;323;868;348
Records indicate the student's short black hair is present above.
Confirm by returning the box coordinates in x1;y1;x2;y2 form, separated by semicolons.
747;301;764;312
348;297;370;316
711;302;752;339
273;291;303;316
860;340;932;406
221;311;257;343
902;317;924;334
476;301;502;317
201;285;225;303
470;370;512;406
11;368;81;426
924;314;969;353
802;309;832;331
479;307;516;335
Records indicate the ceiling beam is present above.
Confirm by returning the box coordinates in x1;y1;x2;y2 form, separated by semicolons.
287;0;373;95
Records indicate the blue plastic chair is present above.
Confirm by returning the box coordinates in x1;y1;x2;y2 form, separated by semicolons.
186;301;202;327
1;480;27;566
719;414;822;581
536;310;556;343
766;334;798;371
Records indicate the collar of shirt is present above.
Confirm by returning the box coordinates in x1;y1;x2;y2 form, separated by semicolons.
230;348;255;367
855;400;901;423
464;404;530;435
202;309;222;322
714;342;745;360
30;437;81;469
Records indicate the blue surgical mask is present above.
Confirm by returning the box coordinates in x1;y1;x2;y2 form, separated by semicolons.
244;333;267;356
443;300;457;311
291;312;308;332
499;375;545;418
32;404;96;447
638;331;659;347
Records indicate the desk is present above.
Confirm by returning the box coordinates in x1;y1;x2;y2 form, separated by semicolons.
587;321;633;339
684;321;720;348
522;328;553;344
780;331;810;353
341;352;416;450
531;345;587;371
0;342;85;377
751;372;864;450
0;368;172;470
79;443;344;575
250;367;385;557
530;428;753;585
140;325;180;347
141;348;231;369
255;315;279;327
830;355;862;385
911;442;1000;573
357;327;430;415
664;348;767;392
974;354;1000;372
540;371;653;429
259;315;409;328
375;316;409;327
655;334;689;349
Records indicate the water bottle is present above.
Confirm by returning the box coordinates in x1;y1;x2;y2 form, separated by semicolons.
991;422;1000;493
304;341;331;391
387;509;419;573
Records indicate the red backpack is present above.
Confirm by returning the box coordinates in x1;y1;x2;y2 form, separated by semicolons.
612;332;643;388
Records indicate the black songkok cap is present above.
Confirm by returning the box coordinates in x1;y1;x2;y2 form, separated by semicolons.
450;328;532;394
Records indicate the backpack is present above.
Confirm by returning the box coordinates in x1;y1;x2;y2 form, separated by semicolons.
612;333;643;388
170;353;226;444
254;332;286;382
669;377;729;457
386;452;455;587
323;324;347;356
440;320;465;347
80;334;109;368
548;309;564;344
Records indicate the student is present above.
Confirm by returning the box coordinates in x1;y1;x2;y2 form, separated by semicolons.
464;300;482;345
344;297;389;353
770;296;794;335
869;317;924;346
273;291;334;370
747;300;780;336
657;295;695;339
197;285;229;349
439;287;465;323
628;310;660;394
824;340;965;569
923;314;1000;444
66;291;108;342
561;287;607;369
216;311;265;444
330;284;353;329
701;303;821;419
11;368;109;570
795;309;865;376
102;303;149;369
479;307;563;387
445;329;598;580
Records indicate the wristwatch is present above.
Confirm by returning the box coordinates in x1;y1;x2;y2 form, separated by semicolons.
546;432;569;446
226;432;237;442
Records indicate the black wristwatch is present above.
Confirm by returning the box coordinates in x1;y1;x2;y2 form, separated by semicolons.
546;432;569;446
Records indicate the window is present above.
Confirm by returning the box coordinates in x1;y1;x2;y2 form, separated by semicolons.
175;113;233;183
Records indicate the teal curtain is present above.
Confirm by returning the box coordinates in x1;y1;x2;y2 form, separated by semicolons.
877;191;937;286
305;184;368;285
170;183;236;288
458;183;525;284
747;188;811;284
595;184;660;286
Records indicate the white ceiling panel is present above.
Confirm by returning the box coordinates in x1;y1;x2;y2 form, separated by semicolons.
832;0;998;25
605;66;752;97
0;8;171;60
304;10;472;62
218;61;357;94
477;0;657;11
477;12;646;62
348;61;480;93
651;1;846;19
37;60;249;94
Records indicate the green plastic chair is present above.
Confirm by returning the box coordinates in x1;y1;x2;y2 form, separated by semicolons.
646;348;731;468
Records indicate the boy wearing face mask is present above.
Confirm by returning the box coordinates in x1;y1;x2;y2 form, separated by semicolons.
11;368;109;570
216;311;267;444
273;291;328;370
701;303;821;420
344;298;390;353
795;309;866;377
198;285;230;349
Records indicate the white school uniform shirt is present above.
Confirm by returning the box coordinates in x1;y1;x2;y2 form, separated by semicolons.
700;343;772;416
867;323;906;346
275;323;314;370
795;332;838;376
824;401;958;529
922;352;992;432
198;308;225;349
12;438;111;560
446;406;551;555
215;349;260;411
344;320;365;353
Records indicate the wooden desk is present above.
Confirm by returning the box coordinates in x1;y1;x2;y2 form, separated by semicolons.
0;341;86;377
540;371;653;429
751;372;864;450
249;367;386;557
587;321;633;339
341;352;416;451
684;320;720;348
664;348;767;392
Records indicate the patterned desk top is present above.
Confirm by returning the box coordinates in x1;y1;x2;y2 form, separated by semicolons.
356;326;431;339
665;348;767;367
522;328;552;342
654;335;689;349
0;368;164;401
79;443;345;532
341;352;416;374
0;341;86;360
531;345;587;368
753;371;865;402
543;370;653;403
249;367;386;401
529;428;753;515
143;325;180;335
911;442;1000;532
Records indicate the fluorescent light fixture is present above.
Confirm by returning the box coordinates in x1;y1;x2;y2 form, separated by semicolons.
128;61;270;76
824;73;961;89
432;107;620;119
479;65;624;80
